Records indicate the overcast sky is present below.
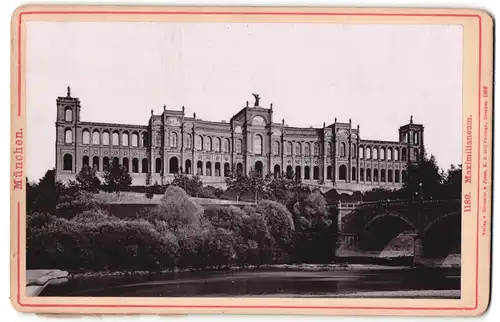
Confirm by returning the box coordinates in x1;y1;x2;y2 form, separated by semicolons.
26;21;463;181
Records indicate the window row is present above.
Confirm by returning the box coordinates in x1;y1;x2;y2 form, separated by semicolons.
402;131;421;145
358;168;407;183
64;129;149;147
358;146;418;162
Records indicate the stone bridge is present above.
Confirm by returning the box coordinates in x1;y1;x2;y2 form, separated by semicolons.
330;199;461;264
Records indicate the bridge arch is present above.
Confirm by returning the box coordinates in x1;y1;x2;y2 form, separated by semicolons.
423;211;461;257
360;212;416;252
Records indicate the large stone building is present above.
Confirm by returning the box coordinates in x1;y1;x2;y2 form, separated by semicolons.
55;88;424;192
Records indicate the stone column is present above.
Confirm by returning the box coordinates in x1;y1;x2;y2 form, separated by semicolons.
413;234;425;266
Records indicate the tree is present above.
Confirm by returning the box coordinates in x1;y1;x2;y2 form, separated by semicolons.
75;165;101;193
255;200;295;257
102;164;132;195
27;169;67;215
247;169;270;202
171;173;203;197
225;173;249;202
443;164;462;199
150;186;204;233
402;154;443;199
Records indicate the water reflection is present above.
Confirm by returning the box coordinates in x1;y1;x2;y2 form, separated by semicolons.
40;267;460;298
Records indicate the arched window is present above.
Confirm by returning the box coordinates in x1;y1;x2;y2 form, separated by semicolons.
366;168;372;181
156;158;162;173
414;132;419;144
295;142;301;156
287;142;293;155
394;149;399;161
286;166;293;179
313;166;320;179
366;147;371;160
65;108;72;122
155;133;162;147
401;148;407;161
305;143;311;156
141;158;148;173
123;157;129;171
314;143;320;156
122;132;129;146
205;137;212;151
224;138;230;153
92;131;100;145
131;133;139;147
236;163;243;176
373;147;378;160
274;141;280;155
373;169;379;181
236;139;242;153
304;166;311;180
185;160;192;174
254;134;263;155
387;148;392;161
360;168;365;181
295;166;301;180
63;154;72;170
274;165;281;178
214;137;221;152
195;135;203;150
197;161;203;175
352;144;357;158
359;146;364;159
65;129;72;143
380;148;385;160
82;155;89;169
381;169;386;182
186;133;193;149
92;156;99;170
102;132;110;145
141;133;148;147
340;142;346;157
112;131;119;146
112;157;119;168
388;169;393;182
132;158;139;173
82;130;90;144
169;157;178;174
352;167;357;181
224;163;230;177
103;157;110;170
414;149;419;161
402;170;407;182
206;162;212;176
395;170;400;183
327;142;332;156
170;132;178;148
327;166;332;180
339;164;347;180
215;162;221;176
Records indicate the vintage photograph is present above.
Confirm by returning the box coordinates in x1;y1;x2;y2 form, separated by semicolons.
24;20;464;299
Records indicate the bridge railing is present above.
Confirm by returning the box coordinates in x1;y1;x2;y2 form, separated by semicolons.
329;199;460;210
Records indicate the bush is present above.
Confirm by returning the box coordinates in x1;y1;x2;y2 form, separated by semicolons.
27;217;179;271
255;200;295;251
203;206;245;231
55;190;103;220
143;186;205;233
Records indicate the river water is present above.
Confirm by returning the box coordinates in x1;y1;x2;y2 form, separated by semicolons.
40;266;460;298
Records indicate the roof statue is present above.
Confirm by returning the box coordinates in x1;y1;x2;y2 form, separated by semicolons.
252;93;261;107
163;104;166;111
410;115;413;124
66;86;71;98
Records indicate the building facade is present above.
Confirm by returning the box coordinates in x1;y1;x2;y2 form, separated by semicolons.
55;88;425;192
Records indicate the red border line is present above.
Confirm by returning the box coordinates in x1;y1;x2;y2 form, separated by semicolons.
16;10;482;311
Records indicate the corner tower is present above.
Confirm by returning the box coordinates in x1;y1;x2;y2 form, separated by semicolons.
399;116;424;163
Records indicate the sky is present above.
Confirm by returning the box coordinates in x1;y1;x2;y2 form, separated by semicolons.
26;21;463;181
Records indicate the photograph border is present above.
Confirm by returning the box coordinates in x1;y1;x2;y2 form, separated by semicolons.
10;5;493;316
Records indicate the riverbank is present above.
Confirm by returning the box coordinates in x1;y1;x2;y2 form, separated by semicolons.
66;262;458;279
26;270;69;296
